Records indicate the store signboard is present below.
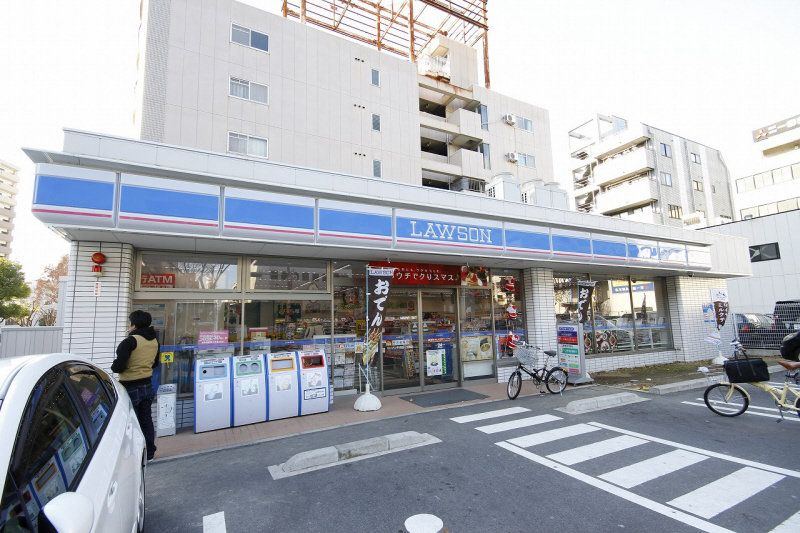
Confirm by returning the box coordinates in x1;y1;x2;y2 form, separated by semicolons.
711;289;729;330
557;325;581;375
702;303;715;324
198;330;228;349
610;280;654;294
141;273;176;288
371;261;489;286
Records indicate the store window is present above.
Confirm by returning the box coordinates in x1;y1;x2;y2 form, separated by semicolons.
332;261;369;393
242;299;332;357
248;258;328;291
139;253;239;290
492;270;525;359
460;287;494;380
588;276;636;355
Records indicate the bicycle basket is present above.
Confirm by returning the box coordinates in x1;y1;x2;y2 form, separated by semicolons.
514;346;541;367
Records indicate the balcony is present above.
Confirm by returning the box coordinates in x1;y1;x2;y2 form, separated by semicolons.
446;108;484;147
0;181;18;197
593;124;650;160
594;148;655;187
421;149;484;181
595;178;657;215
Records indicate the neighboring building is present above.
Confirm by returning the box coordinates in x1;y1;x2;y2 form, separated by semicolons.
568;114;735;228
0;159;19;258
733;113;800;221
133;0;566;207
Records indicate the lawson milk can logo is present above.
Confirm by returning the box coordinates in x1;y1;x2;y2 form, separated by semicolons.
397;217;500;246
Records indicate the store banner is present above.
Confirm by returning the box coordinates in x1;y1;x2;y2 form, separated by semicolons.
711;289;729;330
577;281;596;324
364;267;396;365
370;261;489;286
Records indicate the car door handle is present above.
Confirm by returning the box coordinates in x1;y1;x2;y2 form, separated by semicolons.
107;481;118;508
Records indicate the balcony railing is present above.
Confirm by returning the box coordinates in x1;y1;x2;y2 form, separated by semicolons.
594;148;655;187
595;178;657;215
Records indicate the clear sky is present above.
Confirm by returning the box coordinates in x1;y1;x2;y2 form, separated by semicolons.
1;0;798;281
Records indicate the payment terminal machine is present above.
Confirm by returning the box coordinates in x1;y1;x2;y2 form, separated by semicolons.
231;354;267;426
194;357;232;433
266;352;299;421
298;350;330;416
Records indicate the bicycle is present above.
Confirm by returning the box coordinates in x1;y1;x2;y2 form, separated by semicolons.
507;343;568;399
703;340;800;421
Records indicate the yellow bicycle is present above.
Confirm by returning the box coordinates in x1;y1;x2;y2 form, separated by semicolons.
704;357;800;421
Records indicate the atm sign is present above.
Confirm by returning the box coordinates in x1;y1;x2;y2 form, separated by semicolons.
141;273;175;288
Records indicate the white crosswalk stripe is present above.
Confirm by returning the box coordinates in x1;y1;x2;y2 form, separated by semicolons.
770;509;800;532
667;467;785;519
598;449;708;488
475;414;561;434
450;406;530;423
203;512;227;533
546;435;647;466
506;423;600;448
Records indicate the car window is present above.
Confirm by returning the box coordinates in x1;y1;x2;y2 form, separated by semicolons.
64;365;114;436
10;368;90;523
0;473;33;532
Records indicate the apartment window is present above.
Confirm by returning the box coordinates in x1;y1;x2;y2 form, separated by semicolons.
231;23;269;52
478;105;488;130
749;243;780;263
691;152;701;164
478;143;491;170
660;172;672;186
518;153;535;168
229;77;269;104
758;202;778;217
693;180;703;192
373;160;382;178
228;132;268;158
778;198;799;212
371;69;380;87
668;204;682;219
372;114;381;132
660;143;672;158
515;115;533;132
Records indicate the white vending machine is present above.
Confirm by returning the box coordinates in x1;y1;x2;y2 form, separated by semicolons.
298;350;330;416
231;354;267;426
266;352;299;421
194;357;232;433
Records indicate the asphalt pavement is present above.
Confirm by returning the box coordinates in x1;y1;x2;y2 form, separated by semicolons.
145;372;800;533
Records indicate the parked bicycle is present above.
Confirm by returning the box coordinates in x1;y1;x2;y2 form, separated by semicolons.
702;340;800;421
507;343;568;399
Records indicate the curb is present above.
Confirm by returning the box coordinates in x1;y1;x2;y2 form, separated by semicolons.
649;364;786;395
561;392;648;414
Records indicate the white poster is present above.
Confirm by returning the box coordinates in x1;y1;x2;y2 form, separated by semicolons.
426;349;444;376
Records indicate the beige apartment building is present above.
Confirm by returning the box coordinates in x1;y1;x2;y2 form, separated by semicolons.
0;159;19;258
133;0;566;207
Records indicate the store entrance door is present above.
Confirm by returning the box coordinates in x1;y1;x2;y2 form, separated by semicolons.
380;289;459;393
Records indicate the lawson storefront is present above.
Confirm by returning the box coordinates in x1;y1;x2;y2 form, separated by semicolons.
27;130;750;423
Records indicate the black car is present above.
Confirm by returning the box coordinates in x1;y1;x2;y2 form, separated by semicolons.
774;300;800;342
734;313;775;348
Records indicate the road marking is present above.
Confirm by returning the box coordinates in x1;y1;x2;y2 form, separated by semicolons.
770;509;800;532
683;401;800;422
547;435;648;466
404;513;443;533
450;406;529;423
203;512;227;533
475;414;561;434
506;423;600;448
587;422;800;479
598;449;708;488
496;442;735;533
667;467;785;519
700;398;798;414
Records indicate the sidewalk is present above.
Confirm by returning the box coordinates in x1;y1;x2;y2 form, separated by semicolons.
153;381;558;460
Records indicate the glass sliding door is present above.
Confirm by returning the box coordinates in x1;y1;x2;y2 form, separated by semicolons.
381;290;421;391
459;288;495;380
421;290;458;388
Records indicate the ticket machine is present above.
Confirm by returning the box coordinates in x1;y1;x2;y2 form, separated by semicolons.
194;357;232;433
231;354;267;426
266;352;299;421
298;350;330;416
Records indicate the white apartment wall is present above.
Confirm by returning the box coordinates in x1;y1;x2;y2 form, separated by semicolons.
707;211;800;314
142;0;422;185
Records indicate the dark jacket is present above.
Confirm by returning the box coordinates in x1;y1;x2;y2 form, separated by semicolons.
111;327;161;386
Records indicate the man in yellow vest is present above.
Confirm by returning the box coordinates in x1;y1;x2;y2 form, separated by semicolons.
111;310;160;460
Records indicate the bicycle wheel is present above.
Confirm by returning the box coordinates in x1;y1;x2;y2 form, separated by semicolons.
545;367;569;394
507;371;522;400
703;383;749;417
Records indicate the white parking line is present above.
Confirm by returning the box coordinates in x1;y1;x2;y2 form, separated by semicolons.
506;423;600;448
496;441;735;533
450;406;530;423
475;414;561;434
547;435;647;466
598;449;708;488
203;512;227;533
667;467;785;519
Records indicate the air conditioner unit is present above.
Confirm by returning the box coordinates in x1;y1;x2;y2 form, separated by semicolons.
507;152;519;163
502;114;516;125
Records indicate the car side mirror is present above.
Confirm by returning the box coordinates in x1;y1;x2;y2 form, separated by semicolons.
42;492;94;533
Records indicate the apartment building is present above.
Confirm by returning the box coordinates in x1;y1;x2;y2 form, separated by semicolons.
568;114;735;228
0;159;19;258
133;0;566;207
733;113;800;221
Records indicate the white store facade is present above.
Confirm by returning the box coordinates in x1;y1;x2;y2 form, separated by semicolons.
27;130;750;427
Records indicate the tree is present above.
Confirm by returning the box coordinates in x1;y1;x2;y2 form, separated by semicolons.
0;259;31;323
23;255;68;326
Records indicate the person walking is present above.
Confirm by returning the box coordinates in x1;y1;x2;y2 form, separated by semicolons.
111;310;160;460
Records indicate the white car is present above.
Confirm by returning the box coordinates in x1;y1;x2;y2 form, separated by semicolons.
0;354;146;533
